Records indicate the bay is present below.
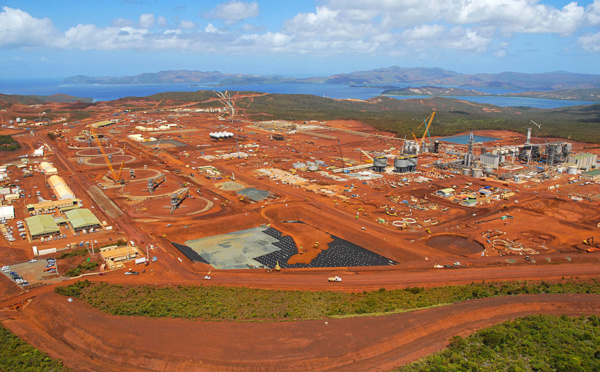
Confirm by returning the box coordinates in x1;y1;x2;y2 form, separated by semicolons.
0;79;595;109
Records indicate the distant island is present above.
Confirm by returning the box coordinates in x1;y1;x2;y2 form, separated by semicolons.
64;66;600;90
381;86;600;102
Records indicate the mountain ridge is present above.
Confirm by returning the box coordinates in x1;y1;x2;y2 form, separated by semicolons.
63;66;600;90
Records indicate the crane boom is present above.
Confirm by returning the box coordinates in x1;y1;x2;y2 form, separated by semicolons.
419;112;436;149
89;126;120;183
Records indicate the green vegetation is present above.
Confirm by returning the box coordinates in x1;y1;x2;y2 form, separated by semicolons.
0;135;21;152
398;315;600;372
54;278;600;321
0;323;70;371
147;91;600;143
247;94;600;143
64;261;100;277
0;93;91;105
58;248;89;260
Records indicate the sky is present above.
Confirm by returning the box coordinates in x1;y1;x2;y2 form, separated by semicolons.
0;0;599;79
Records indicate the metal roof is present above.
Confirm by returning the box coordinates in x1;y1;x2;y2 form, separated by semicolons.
90;120;116;129
64;208;101;229
25;215;59;237
583;169;600;176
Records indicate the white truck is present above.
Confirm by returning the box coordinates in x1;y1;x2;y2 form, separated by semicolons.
328;276;342;282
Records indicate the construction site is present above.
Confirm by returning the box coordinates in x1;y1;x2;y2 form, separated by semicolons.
0;92;599;371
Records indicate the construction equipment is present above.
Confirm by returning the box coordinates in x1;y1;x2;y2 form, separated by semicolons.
154;135;165;150
583;237;594;245
337;138;345;172
89;126;124;183
147;173;166;194
359;149;373;163
169;188;189;215
275;261;281;271
412;112;436;152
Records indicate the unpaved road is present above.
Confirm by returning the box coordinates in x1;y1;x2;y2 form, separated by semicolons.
1;293;599;371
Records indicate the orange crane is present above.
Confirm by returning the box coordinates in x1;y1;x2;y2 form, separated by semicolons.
412;112;436;151
89;125;124;183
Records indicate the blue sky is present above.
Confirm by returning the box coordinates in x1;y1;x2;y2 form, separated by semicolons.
0;0;599;78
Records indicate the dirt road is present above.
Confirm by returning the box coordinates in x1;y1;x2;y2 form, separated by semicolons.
1;292;599;371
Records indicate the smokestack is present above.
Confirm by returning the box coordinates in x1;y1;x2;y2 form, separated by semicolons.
526;128;531;145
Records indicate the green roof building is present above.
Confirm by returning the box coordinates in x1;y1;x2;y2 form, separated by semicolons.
65;208;101;231
25;215;60;239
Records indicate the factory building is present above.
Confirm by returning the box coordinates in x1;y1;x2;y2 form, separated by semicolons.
90;120;116;129
26;199;81;213
38;162;58;175
480;153;501;169
581;169;600;182
0;206;15;220
64;208;101;231
566;153;597;171
47;175;76;200
436;188;455;198
25;215;59;239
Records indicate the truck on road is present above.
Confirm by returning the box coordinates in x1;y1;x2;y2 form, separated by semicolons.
328;276;342;282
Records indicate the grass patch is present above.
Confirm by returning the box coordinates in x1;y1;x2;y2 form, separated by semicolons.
397;314;600;372
0;323;71;371
63;261;100;277
0;135;21;152
54;278;600;321
58;248;89;260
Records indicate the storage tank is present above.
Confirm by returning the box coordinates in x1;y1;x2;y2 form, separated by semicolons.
407;155;418;171
567;165;577;175
483;165;493;174
307;163;319;171
373;156;388;168
472;168;483;178
463;168;471;176
394;156;409;173
373;156;388;172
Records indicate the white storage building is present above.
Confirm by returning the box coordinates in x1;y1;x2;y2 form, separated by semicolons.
47;175;76;200
0;206;14;220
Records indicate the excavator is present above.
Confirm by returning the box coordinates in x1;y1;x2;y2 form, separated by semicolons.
584;237;599;252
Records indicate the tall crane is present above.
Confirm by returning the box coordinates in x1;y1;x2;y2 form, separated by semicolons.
89;125;124;183
413;112;436;152
338;138;346;172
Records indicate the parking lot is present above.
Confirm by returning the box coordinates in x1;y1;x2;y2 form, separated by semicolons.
1;258;64;287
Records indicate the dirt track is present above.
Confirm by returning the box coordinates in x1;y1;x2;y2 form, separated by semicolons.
1;293;599;371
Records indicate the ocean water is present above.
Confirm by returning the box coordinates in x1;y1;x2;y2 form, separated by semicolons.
439;134;499;144
0;78;595;109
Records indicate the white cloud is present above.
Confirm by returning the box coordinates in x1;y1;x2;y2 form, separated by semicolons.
401;25;491;51
139;13;155;29
578;32;600;51
179;20;197;29
112;18;135;27
0;7;59;47
448;0;586;36
208;1;259;24
1;2;599;58
205;23;218;33
588;0;600;25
